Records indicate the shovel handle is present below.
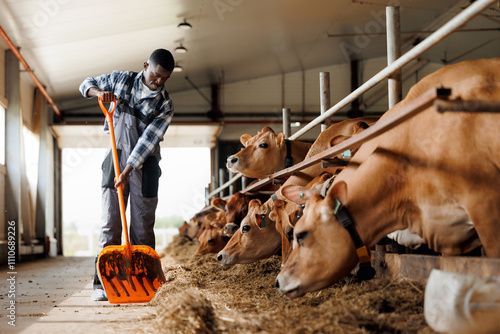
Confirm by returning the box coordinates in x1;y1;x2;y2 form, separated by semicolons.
98;96;116;120
98;97;131;247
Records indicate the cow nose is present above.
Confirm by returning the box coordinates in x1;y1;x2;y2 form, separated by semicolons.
275;278;280;289
217;252;223;262
227;155;238;166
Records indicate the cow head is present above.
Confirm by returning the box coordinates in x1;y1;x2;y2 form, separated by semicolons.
194;224;231;256
270;199;303;266
223;192;250;237
275;181;359;299
226;126;287;179
217;198;281;266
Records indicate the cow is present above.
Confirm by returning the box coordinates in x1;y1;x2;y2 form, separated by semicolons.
194;224;230;256
226;126;313;179
185;209;219;241
276;57;500;299
212;192;250;238
216;198;282;264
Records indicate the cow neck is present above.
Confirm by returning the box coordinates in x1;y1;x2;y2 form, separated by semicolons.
284;139;293;168
332;199;375;280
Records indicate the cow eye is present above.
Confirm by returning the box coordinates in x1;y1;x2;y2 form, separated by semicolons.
295;231;308;245
208;239;214;245
242;225;251;233
258;143;269;148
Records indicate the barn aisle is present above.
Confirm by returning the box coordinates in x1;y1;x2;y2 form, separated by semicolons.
1;256;156;333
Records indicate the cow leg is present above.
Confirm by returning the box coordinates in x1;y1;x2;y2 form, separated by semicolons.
466;197;500;258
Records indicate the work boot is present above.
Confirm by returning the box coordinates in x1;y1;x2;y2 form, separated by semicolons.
91;288;108;301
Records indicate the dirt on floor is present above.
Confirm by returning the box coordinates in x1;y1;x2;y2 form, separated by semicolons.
136;234;436;334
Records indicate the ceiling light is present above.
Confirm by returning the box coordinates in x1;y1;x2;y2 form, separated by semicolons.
175;44;188;53
177;19;192;30
291;122;301;128
173;64;183;72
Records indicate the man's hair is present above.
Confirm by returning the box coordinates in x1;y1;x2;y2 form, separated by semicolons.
148;49;175;71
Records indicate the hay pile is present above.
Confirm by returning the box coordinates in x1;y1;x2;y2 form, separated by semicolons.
143;234;435;334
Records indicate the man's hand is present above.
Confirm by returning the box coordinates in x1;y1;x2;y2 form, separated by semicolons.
88;87;116;103
115;164;133;189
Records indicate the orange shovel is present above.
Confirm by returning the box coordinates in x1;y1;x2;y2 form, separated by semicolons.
96;97;166;303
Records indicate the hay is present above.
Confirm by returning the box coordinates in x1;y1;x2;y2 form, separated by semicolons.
142;234;435;333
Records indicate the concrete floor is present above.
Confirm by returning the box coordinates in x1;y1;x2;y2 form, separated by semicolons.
1;256;157;333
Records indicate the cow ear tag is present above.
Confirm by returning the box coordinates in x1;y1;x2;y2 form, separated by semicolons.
257;214;266;228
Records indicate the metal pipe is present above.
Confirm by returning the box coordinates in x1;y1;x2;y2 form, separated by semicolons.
0;24;63;120
218;168;226;198
290;0;497;140
320;72;331;132
282;108;291;138
387;6;402;108
327;27;500;38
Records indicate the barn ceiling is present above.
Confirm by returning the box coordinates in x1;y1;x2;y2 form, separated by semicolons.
1;0;499;115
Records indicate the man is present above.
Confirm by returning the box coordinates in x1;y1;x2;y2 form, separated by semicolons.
79;49;175;301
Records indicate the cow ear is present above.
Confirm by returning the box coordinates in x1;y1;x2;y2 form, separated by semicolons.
329;135;350;147
326;181;348;207
211;198;226;211
240;134;253;146
280;185;313;205
248;199;262;211
353;121;370;134
276;133;285;149
261;126;275;134
269;209;278;222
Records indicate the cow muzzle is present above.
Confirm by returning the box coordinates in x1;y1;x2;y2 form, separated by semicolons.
226;155;239;169
217;250;236;266
223;223;239;237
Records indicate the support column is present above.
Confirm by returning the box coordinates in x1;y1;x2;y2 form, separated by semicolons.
320;72;331;132
282;108;291;138
387;6;402;108
5;50;22;261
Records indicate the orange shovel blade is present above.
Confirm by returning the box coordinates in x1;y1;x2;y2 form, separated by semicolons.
97;245;166;304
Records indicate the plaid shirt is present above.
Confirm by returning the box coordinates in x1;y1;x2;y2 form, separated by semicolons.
79;70;174;169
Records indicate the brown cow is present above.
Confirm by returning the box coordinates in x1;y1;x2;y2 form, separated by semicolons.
212;192;250;237
194;224;230;256
276;58;500;299
217;198;281;265
226;126;313;179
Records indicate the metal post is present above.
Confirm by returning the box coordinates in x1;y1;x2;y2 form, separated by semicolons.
282;108;291;138
229;171;235;195
218;168;226;198
242;176;248;190
320;72;331;132
387;6;402;108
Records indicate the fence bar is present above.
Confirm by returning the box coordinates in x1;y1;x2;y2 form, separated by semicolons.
435;99;500;112
282;108;291;138
387;6;402;108
320;72;331;132
289;0;497;141
218;168;226;198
